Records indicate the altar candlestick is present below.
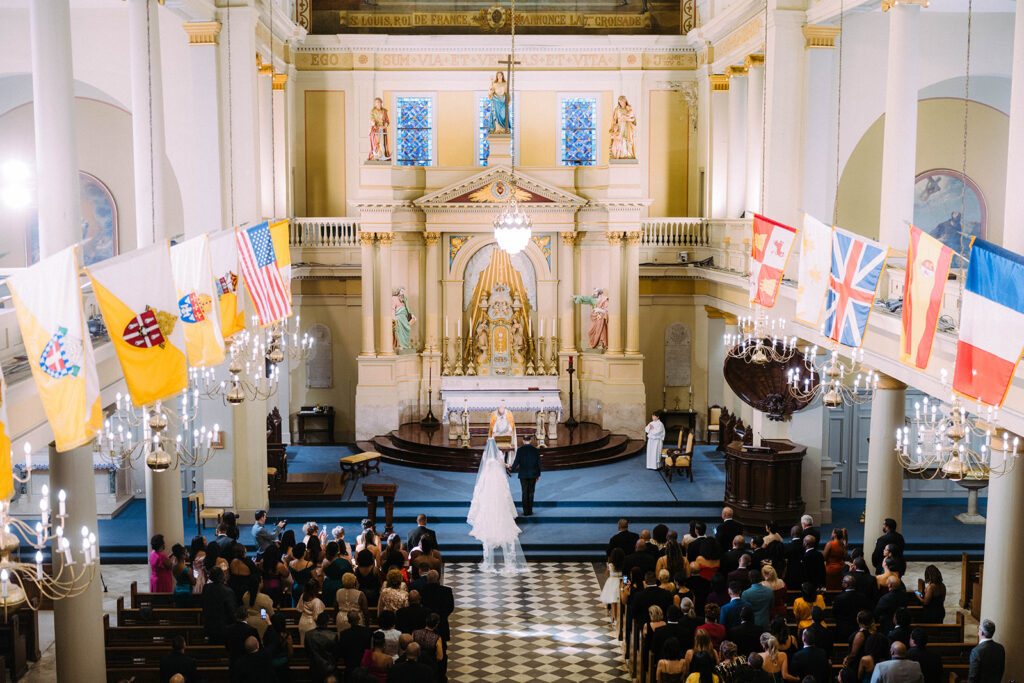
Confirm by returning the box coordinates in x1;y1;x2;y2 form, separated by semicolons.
457;319;461;339
540;319;544;338
445;318;448;337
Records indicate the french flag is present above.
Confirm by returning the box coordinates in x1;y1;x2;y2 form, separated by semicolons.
953;239;1024;407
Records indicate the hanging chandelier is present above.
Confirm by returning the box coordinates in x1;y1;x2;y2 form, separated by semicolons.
724;312;798;365
788;344;878;408
1;446;98;613
265;315;314;364
191;324;280;406
95;393;219;470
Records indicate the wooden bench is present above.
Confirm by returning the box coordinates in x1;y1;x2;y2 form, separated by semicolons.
339;451;382;480
960;552;983;621
117;596;379;629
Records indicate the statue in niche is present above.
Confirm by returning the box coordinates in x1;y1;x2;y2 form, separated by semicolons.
487;72;511;134
474;321;490;365
367;97;391;161
609;96;637;160
392;286;416;349
573;288;609;350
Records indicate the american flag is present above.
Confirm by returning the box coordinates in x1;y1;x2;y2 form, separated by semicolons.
822;228;888;348
236;222;292;325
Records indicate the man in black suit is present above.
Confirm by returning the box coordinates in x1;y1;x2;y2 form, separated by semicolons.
622;538;657;578
224;605;259;666
908;628;944;683
804;606;833;656
230;636;274;683
871;518;906;574
721;535;748;577
783;528;805;589
607;519;640;559
874;576;907;634
728;606;762;656
968;619;1005;683
508;435;542;516
338;610;373;672
200;567;237;645
802;536;826;589
799;514;820;547
844;557;878;606
652;606;692;659
750;535;772;570
715;507;745;555
833;574;868;642
788;628;831;683
396;590;430;634
419;571;454;641
160;636;199;683
686;521;717;562
727;553;753;590
388;641;436;683
626;570;673;650
407;514;438;550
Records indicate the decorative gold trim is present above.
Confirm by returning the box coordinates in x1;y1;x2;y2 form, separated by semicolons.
606;231;625;245
259;64;274;76
272;73;288;90
182;21;221;46
625;231;643;246
882;0;928;11
709;74;730;91
377;232;395;247
423;232;441;246
802;25;841;49
744;54;764;68
726;65;748;78
560;231;578;246
359;232;376;247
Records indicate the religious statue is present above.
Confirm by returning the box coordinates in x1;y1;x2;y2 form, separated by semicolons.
511;319;525;362
487;71;511;134
535;407;546;447
609;96;637;160
572;288;609;350
368;97;391;161
392;287;416;349
474;321;490;365
488;404;517;453
644;412;666;470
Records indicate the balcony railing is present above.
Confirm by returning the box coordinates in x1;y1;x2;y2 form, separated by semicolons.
289;218;361;247
641;218;710;247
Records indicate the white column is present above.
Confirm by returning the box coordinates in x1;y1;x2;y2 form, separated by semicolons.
725;68;748;219
424;233;440;352
877;1;923;250
258;60;274;219
709;76;731;219
863;375;905;572
272;74;288;217
378;233;395;357
360;232;376;356
128;0;169;245
801;27;841;224
744;55;765;216
559;232;577;351
1001;0;1024;254
183;22;225;237
220;5;262;227
28;1;104;678
606;232;623;355
625;231;641;355
763;10;808;227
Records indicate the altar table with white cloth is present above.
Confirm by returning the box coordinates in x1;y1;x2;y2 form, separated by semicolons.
440;376;562;423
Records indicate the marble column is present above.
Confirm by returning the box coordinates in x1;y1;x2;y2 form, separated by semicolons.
377;233;395;357
559;232;577;351
725;66;748;219
423;232;440;352
709;75;731;219
624;231;642;355
257;60;274;219
744;55;765;216
801;26;841;224
272;73;288;217
1001;0;1024;254
877;0;923;251
606;232;624;355
182;21;225;237
863;374;906;572
29;1;104;678
360;232;376;356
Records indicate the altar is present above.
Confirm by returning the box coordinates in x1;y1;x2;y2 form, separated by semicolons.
440;376;561;422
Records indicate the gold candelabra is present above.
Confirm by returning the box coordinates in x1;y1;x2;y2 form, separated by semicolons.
440;335;452;376
95;394;218;471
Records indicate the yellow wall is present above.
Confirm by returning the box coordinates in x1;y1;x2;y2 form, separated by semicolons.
304;91;346;216
648;90;689;217
437;92;475;167
520;91;557;167
837;99;1008;245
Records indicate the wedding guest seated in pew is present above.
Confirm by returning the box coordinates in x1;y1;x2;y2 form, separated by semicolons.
874;577;908;634
226;604;260;666
869;641;922;682
656;637;686;683
907;628;943;683
395;590;430;635
741;569;773;630
379;611;402;658
339;610;374;673
189;536;209;593
159;635;198;683
412;612;445;679
696;603;726;650
262;612;294;681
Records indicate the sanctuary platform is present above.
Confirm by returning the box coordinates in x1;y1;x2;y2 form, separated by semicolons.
358;421;644;472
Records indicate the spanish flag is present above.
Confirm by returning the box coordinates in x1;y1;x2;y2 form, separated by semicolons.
0;364;12;500
269;219;292;303
87;243;188;406
900;225;956;369
171;235;225;367
6;246;103;452
209;229;246;339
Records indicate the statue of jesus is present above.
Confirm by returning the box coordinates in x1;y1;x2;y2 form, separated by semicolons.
488;404;517;454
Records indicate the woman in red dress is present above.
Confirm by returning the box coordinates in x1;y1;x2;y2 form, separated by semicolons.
823;527;849;590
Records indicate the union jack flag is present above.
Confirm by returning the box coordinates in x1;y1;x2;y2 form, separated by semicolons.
236;222;291;326
822;228;888;348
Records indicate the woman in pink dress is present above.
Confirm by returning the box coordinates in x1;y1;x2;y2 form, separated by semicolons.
149;534;173;592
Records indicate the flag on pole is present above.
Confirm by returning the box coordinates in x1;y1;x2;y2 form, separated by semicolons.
209;229;246;339
236;222;292;326
0;364;12;500
7;246;103;452
171;234;225;367
795;214;833;326
900;225;956;370
749;214;797;308
87;242;188;406
822;228;889;348
953;239;1024;407
269;219;292;303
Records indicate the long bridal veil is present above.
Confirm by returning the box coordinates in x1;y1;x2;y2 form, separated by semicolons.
467;438;530;575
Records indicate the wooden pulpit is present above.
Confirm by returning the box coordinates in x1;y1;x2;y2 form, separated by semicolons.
723;439;807;533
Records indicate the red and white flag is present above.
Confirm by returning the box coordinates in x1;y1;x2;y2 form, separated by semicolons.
749;214;798;308
236;221;292;326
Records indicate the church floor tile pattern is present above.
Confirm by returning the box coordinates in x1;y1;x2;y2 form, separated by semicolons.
445;562;630;682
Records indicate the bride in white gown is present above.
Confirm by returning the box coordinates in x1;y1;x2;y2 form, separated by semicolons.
466;438;530;574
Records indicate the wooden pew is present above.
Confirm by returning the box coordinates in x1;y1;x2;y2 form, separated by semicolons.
117;595;380;629
959;552;983;621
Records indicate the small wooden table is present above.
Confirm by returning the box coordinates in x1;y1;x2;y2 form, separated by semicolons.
362;483;398;536
295;406;335;444
340;451;382;481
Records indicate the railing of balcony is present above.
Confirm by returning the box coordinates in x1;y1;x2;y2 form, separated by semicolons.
641;218;709;247
289;218;361;247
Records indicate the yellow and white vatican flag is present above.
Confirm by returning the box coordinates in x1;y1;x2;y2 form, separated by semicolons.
87;242;188;406
795;213;834;326
0;364;12;499
6;246;103;452
209;229;246;339
171;234;225;367
269;219;292;303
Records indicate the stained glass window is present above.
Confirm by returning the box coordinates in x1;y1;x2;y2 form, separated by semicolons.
395;96;433;166
478;96;493;166
560;97;598;166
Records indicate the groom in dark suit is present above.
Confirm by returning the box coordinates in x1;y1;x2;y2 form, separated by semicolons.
508;435;541;516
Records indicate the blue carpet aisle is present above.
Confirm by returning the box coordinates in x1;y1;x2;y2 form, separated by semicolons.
36;444;985;563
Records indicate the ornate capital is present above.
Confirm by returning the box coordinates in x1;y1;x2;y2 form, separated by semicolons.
182;21;221;46
560;231;577;246
606;231;625;245
259;64;274;76
882;0;928;10
710;74;730;92
423;231;441;246
377;232;395;247
359;232;376;247
726;65;748;78
803;25;841;49
272;73;288;91
744;54;765;69
625;231;643;246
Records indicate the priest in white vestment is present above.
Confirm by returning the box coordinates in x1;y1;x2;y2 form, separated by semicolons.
489;405;517;459
644;413;665;470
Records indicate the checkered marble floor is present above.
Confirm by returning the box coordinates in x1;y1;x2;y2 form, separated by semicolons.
446;562;630;683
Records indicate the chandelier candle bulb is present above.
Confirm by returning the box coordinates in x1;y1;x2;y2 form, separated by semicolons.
2;569;8;599
57;490;66;517
34;552;42;579
61;538;72;565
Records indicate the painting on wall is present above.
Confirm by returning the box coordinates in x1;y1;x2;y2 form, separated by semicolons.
28;171;118;266
913;169;985;265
